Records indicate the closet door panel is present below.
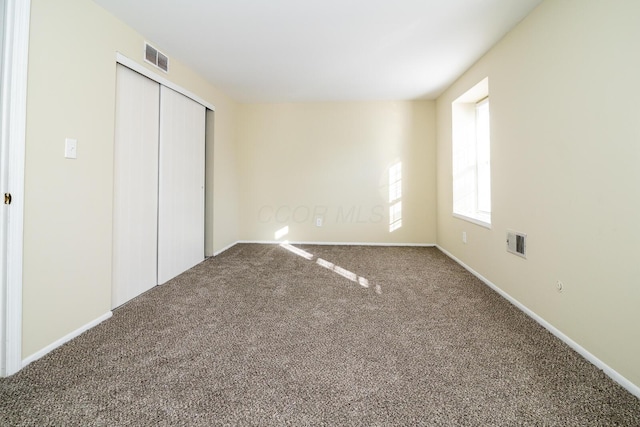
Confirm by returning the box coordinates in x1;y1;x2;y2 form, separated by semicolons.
112;65;160;308
158;86;205;284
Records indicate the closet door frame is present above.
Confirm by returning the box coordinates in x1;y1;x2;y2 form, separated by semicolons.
116;53;215;111
113;53;214;299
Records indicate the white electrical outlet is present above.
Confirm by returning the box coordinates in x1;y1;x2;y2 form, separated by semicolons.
462;231;467;244
315;216;323;227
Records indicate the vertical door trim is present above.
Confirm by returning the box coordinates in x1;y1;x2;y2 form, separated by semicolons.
0;0;30;377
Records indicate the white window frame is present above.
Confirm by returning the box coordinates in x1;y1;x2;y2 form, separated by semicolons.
452;78;491;228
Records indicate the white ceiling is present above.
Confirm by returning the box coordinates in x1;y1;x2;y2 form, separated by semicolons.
94;0;542;103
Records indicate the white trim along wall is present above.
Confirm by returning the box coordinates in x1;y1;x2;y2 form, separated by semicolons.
0;0;30;378
436;245;640;400
21;312;112;367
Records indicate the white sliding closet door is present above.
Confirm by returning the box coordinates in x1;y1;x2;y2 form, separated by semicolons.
157;86;206;284
112;65;160;308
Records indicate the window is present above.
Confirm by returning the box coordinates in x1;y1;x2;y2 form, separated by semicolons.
452;78;491;227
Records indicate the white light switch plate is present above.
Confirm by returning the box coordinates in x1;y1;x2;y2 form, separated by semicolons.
65;138;77;159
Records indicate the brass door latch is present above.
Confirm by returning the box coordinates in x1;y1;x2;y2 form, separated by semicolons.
4;193;11;205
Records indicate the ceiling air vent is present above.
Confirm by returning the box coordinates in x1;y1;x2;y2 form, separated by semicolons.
144;42;169;73
506;230;526;258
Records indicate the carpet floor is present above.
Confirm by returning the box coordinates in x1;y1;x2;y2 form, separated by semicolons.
1;244;639;426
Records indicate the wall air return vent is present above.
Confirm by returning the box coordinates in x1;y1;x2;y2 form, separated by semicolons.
144;42;169;73
506;230;527;258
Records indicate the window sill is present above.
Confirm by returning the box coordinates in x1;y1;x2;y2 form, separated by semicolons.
453;212;492;229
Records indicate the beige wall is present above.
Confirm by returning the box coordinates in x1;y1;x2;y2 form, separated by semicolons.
436;0;640;387
23;0;239;358
237;101;436;244
206;102;240;257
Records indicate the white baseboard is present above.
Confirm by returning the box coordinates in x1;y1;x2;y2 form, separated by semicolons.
238;240;436;247
435;245;640;399
212;241;240;256
22;311;113;368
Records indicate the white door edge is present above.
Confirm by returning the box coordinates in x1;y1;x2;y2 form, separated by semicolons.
0;0;30;377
